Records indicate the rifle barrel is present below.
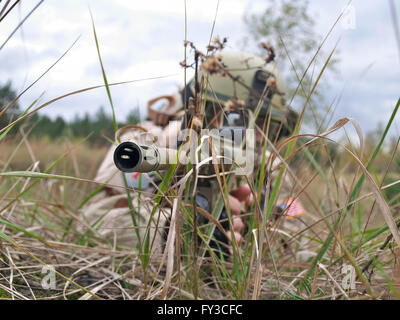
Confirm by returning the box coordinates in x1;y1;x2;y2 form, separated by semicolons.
113;141;177;172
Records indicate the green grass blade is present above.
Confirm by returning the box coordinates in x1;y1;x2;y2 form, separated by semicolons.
89;9;118;133
348;98;400;204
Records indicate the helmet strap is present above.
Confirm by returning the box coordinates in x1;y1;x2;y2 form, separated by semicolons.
147;95;178;127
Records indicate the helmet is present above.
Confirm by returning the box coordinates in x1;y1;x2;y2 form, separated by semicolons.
182;51;298;140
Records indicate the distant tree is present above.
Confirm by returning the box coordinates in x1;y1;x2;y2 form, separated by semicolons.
53;116;67;137
30;114;55;138
243;0;339;130
70;113;91;138
125;107;141;125
92;106;115;141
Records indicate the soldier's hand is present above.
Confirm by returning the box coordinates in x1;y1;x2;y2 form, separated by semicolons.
226;184;252;257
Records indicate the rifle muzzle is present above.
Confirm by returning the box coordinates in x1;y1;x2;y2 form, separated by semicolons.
113;141;176;172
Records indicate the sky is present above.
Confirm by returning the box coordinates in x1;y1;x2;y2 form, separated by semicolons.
0;0;399;139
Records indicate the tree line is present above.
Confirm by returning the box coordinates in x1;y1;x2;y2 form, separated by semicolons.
0;81;140;145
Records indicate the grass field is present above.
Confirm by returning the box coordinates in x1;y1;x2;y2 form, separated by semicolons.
0;119;400;300
1;1;400;300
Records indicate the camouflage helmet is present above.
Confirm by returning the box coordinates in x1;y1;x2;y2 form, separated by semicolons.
182;51;298;139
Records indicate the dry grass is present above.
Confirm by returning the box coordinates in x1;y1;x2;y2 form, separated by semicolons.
0;135;399;300
0;136;107;176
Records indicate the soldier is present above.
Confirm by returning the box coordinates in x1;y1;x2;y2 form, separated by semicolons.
82;51;306;263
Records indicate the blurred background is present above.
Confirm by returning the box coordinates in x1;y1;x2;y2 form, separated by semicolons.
1;1;400;300
0;0;399;144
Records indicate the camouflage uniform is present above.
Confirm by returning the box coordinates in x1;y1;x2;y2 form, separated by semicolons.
82;51;309;261
82;119;307;260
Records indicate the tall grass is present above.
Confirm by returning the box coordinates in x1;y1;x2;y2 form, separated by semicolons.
0;2;399;300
